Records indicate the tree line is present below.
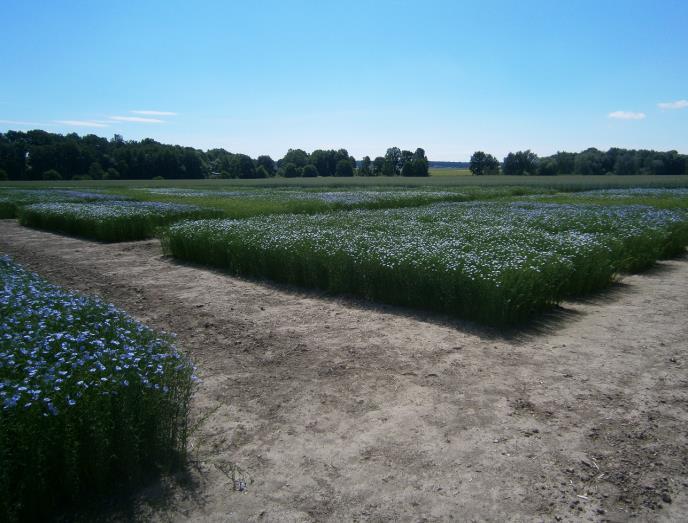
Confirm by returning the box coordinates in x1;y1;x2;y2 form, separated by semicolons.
469;148;688;176
0;130;428;180
2;130;683;180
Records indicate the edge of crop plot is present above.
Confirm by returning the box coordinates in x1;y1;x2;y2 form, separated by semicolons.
161;202;688;325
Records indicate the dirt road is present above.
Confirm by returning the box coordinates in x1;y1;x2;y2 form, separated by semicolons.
1;220;687;522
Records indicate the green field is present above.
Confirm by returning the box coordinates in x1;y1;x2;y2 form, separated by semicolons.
2;178;688;323
2;175;688;520
2;184;554;224
428;168;472;177
3;174;688;190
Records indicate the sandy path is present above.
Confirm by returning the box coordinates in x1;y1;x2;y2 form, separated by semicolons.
1;220;687;522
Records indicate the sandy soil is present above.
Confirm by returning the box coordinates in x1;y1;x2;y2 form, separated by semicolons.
1;219;687;522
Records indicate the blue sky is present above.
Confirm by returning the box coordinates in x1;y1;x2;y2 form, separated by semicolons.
1;0;686;160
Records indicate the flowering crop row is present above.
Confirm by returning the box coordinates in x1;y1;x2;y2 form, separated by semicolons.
18;200;223;242
0;256;194;520
575;188;688;198
126;187;482;219
163;202;688;325
0;188;122;218
138;187;468;206
528;187;688;209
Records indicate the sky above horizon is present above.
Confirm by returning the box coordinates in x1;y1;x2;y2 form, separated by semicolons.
1;0;687;161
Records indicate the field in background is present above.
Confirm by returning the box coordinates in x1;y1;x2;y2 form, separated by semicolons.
428;168;472;176
1;180;687;319
3;174;688;191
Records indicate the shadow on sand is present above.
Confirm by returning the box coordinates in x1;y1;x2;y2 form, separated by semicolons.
58;463;203;522
161;252;686;342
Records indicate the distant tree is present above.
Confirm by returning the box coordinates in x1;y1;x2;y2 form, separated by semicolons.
152;175;165;180
382;162;395;176
281;162;300;178
658;150;686;175
0;134;28;179
553;151;576;174
309;149;333;177
302;164;318;178
104;167;120;180
205;148;233;177
88;161;105;180
0;168;7;180
42;169;62;180
537;158;558;176
254;165;270;178
401;162;415;177
413;159;430;176
280;149;309;169
502;150;538;176
574;148;606;175
400;150;414;171
605;148;624;172
384;147;402;175
348;155;357;172
231;154;257;179
614;154;638;176
256;155;276;175
469;151;500;176
409;148;430;176
335;158;354;177
335;148;350;165
359;156;372;176
7;128;685;182
372;156;385;176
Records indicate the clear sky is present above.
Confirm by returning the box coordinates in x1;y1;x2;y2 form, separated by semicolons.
1;0;686;160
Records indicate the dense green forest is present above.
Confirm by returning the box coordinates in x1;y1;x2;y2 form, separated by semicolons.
0;130;685;180
0;130;428;180
470;148;688;176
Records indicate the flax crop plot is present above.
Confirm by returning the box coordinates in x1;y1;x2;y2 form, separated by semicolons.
163;201;688;325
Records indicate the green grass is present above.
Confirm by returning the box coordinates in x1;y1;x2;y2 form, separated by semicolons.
162;201;688;325
0;256;194;521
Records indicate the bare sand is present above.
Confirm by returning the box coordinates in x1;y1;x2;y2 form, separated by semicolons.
1;220;687;522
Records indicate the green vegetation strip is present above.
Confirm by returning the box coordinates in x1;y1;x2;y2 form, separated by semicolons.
124;187;481;218
4;186;546;225
525;187;688;210
0;188;123;218
18;200;223;242
0;256;194;521
163;202;688;325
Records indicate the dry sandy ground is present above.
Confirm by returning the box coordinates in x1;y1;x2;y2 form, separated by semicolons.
1;220;687;522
